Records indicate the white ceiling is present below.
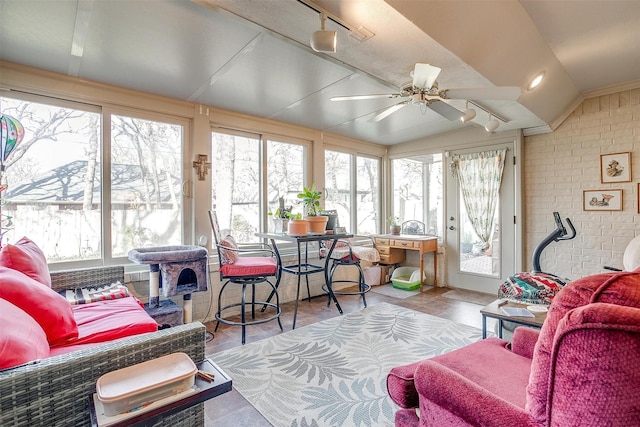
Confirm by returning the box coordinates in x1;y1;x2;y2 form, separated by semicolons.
1;0;639;146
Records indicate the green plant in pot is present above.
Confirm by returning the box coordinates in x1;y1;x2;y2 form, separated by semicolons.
268;197;292;233
388;216;401;235
285;211;308;236
297;183;328;234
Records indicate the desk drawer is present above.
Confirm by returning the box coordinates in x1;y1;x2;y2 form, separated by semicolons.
379;248;405;264
392;239;419;249
376;237;391;245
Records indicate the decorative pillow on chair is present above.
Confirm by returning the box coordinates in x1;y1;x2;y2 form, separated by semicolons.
0;266;78;346
58;281;131;305
219;235;239;265
0;298;50;370
0;236;51;287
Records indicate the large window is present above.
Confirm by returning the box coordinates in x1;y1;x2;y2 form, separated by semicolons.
325;150;380;234
391;154;443;237
211;130;307;242
110;114;184;257
0;95;185;265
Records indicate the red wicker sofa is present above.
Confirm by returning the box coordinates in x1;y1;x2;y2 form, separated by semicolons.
0;238;206;426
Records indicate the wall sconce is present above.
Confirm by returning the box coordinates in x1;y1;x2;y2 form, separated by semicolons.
310;12;336;53
460;101;476;123
192;154;211;181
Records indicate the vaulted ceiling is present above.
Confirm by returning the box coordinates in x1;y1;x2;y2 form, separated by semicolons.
1;0;639;145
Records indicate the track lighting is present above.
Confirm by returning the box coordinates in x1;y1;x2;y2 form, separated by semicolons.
484;114;500;133
460;101;476;123
310;12;336;53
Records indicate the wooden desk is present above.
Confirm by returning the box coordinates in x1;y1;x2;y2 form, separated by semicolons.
374;234;438;289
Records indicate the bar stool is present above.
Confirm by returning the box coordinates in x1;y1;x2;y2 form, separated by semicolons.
209;211;282;344
321;236;379;308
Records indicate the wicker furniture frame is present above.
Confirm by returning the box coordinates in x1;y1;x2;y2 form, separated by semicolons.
0;266;206;427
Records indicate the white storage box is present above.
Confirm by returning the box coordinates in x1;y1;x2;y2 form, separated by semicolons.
391;267;424;291
96;352;197;416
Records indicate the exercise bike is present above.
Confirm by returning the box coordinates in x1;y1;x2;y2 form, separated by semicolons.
499;212;576;305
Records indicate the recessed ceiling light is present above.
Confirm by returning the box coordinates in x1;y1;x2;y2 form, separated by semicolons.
528;72;545;91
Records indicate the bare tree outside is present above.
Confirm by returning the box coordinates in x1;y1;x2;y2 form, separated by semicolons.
1;96;183;262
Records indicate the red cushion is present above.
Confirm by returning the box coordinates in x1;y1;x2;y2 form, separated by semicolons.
53;297;158;347
0;236;51;287
220;256;277;277
0;298;50;369
0;266;78;346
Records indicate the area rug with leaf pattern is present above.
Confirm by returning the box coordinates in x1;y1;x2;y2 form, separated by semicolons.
210;302;484;427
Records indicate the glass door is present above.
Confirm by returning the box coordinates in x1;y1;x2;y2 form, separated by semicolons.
445;143;515;294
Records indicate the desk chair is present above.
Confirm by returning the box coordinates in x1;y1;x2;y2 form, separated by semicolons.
321;235;379;308
209;211;282;344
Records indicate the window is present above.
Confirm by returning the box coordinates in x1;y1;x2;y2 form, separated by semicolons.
110;114;184;257
391;154;443;236
0;94;185;266
325;150;380;234
211;130;307;242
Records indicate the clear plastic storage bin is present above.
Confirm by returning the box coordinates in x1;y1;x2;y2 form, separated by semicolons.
96;352;197;416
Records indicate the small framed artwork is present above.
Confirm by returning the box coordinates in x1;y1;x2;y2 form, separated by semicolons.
583;189;623;211
600;152;631;183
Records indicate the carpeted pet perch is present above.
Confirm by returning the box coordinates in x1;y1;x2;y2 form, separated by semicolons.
128;245;208;325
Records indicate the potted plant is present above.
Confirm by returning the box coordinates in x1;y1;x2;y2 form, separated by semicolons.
268;197;292;233
286;212;309;236
297;183;328;234
388;216;401;235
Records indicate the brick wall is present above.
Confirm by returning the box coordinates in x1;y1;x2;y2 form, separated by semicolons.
524;89;640;280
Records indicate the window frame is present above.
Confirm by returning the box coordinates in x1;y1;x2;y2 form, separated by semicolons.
0;92;191;271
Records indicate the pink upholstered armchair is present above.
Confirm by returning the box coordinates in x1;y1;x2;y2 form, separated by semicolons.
387;270;640;426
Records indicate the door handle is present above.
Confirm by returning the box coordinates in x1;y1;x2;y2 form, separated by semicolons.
448;226;455;231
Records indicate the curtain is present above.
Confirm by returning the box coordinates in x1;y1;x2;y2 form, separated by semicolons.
449;149;506;248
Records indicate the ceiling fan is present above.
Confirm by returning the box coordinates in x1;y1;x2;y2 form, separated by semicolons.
330;63;521;123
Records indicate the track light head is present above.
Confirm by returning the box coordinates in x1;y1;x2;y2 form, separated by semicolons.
310;30;336;52
484;115;500;133
310;12;337;53
460;101;476;123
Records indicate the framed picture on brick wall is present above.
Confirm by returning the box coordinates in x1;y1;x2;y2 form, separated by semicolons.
600;152;631;183
583;189;623;211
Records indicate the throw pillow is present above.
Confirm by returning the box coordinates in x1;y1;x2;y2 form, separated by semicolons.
0;266;78;346
58;281;131;305
219;235;239;265
0;298;50;370
0;236;51;287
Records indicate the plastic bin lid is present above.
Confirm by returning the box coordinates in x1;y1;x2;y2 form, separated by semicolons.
96;352;196;402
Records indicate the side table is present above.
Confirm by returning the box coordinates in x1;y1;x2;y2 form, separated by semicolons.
480;299;548;339
89;358;232;427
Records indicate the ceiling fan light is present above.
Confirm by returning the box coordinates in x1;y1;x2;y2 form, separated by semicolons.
310;30;337;53
485;117;500;133
460;108;476;123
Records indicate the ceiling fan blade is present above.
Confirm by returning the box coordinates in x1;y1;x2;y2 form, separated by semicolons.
370;101;408;122
330;93;402;101
442;87;522;101
427;100;464;121
412;63;441;89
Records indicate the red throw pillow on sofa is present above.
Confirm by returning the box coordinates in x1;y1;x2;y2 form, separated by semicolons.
0;298;50;370
0;236;51;287
0;267;78;346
